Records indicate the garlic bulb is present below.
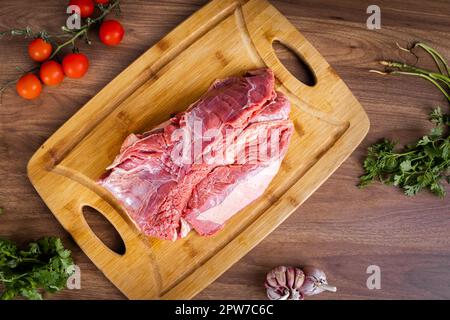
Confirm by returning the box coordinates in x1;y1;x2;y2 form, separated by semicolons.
265;266;305;300
300;266;337;296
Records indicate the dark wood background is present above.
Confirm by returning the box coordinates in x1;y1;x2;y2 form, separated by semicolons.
0;0;449;300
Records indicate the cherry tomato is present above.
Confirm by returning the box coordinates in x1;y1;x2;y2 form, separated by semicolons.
94;0;109;4
28;38;52;62
16;74;42;100
99;20;124;46
69;0;95;18
40;61;65;86
62;53;89;78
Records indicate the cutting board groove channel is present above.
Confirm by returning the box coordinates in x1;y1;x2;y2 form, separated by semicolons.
28;0;369;299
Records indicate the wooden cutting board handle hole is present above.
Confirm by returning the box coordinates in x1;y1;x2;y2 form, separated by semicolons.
272;40;317;87
82;206;126;255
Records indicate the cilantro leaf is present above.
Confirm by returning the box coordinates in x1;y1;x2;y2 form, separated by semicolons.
0;237;75;300
363;43;450;197
359;110;449;197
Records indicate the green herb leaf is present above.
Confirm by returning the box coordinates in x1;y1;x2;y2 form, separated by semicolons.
0;237;75;300
362;43;450;197
400;160;412;172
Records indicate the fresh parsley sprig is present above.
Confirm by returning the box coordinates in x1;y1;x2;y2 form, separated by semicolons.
360;43;450;197
0;237;75;300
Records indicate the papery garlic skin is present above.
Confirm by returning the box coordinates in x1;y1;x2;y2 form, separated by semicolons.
300;266;337;296
265;266;305;300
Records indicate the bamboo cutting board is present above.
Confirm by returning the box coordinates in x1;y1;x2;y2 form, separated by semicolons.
27;0;369;299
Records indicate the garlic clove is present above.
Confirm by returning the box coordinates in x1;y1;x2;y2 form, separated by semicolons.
267;287;290;300
265;266;305;300
293;267;305;289
274;266;287;287
300;266;337;296
286;266;295;288
265;272;279;288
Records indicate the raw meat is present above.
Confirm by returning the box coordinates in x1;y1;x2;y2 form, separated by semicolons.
99;69;293;240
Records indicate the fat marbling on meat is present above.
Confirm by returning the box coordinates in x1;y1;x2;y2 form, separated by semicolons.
99;69;294;240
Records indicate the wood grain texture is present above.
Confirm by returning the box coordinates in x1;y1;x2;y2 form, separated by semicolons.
26;0;369;299
0;0;449;300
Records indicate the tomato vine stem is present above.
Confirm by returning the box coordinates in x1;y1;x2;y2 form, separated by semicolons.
0;66;39;104
49;0;121;59
0;0;121;103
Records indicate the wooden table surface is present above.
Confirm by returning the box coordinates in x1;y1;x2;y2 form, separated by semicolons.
0;0;449;300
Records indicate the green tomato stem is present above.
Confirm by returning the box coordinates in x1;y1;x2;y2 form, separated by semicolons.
48;0;120;59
